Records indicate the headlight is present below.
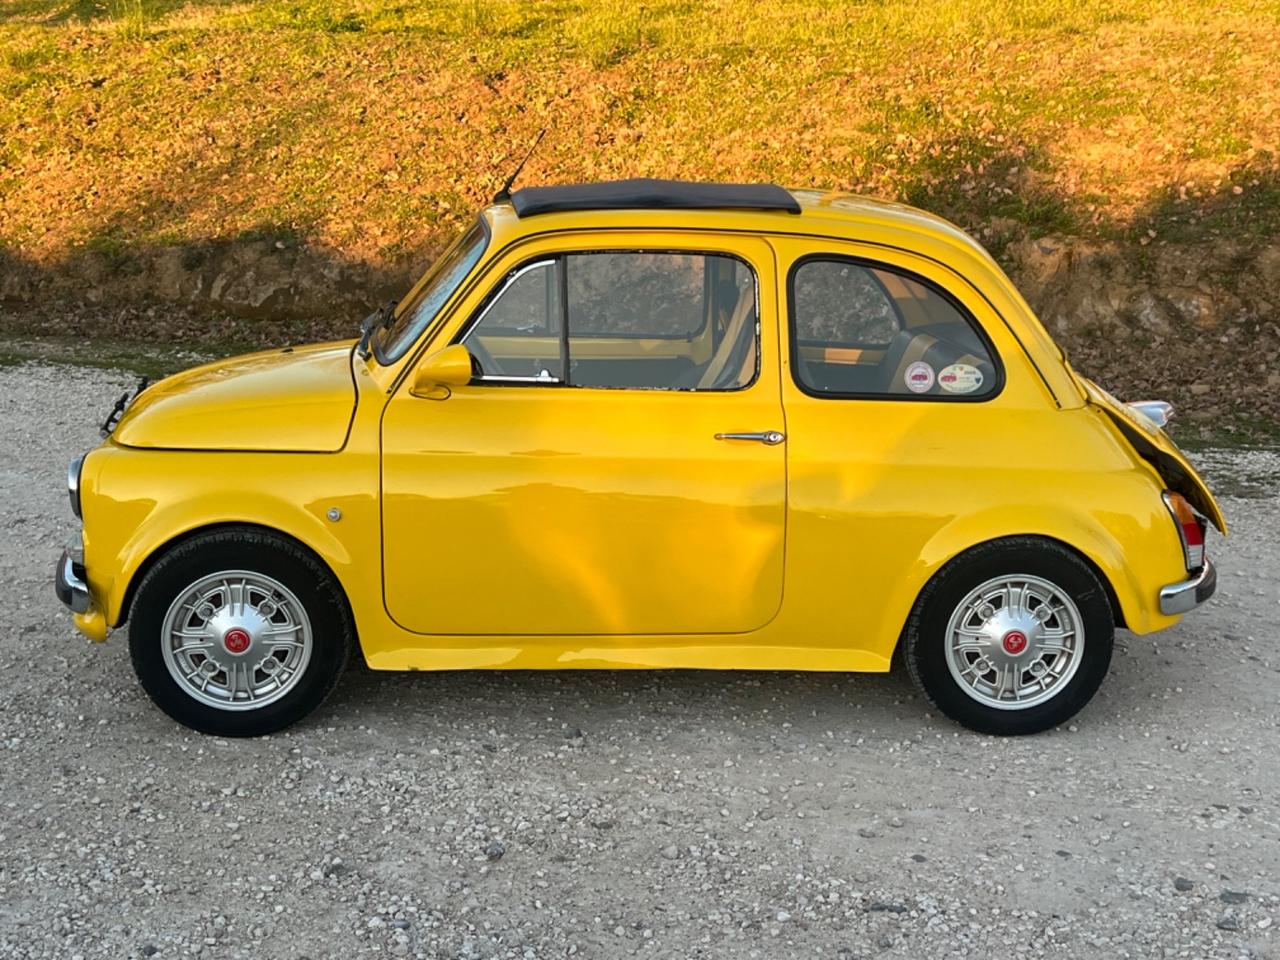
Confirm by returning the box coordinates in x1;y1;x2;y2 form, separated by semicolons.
68;456;83;519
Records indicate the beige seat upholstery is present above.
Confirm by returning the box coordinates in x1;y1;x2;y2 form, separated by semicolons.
697;284;756;389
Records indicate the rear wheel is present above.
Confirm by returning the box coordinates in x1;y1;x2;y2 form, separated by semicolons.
904;537;1114;735
129;527;353;736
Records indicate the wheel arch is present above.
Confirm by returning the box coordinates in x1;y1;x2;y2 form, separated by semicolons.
890;526;1137;664
116;521;355;633
916;533;1125;632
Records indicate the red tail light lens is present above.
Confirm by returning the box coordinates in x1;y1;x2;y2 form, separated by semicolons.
1163;492;1205;570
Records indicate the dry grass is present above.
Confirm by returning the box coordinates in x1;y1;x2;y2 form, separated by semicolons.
1;0;1278;272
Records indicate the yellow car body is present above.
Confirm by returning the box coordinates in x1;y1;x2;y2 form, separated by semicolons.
64;187;1224;682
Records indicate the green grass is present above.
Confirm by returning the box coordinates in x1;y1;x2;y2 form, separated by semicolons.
1;0;1278;270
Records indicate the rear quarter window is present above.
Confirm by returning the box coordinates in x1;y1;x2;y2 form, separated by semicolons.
788;256;1002;401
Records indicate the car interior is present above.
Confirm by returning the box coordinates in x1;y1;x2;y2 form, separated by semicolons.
461;253;758;392
791;262;997;397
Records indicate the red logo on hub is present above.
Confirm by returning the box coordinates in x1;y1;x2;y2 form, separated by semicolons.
1002;631;1028;655
223;628;251;654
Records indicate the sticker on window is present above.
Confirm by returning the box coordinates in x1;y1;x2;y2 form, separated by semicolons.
904;361;935;394
938;363;984;395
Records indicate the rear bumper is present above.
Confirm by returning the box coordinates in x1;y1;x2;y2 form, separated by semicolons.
54;547;91;615
1159;557;1217;616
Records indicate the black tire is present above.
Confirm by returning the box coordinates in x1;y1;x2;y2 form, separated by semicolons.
128;526;353;737
903;536;1114;735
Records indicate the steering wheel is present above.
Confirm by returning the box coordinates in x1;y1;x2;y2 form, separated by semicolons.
463;337;504;378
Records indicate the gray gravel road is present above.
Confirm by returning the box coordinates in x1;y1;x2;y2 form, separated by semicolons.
2;362;1279;960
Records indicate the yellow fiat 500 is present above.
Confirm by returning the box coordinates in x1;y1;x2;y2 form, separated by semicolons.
56;180;1224;737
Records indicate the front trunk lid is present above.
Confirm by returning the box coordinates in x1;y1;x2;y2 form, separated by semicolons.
1079;376;1226;533
112;340;359;452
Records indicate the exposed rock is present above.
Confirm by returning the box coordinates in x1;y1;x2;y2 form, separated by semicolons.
1003;236;1276;341
2;233;1277;342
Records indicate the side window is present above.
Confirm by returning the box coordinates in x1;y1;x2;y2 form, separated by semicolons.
462;260;563;381
789;258;999;399
566;253;706;339
460;251;757;391
793;260;898;347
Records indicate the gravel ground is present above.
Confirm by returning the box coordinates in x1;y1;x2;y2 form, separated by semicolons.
1;361;1278;960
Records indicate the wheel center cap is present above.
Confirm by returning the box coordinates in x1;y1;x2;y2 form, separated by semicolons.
223;627;252;655
1002;630;1029;655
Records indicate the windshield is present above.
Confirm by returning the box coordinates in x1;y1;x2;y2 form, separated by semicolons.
375;219;489;363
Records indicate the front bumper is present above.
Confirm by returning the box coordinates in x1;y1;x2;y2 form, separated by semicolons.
54;547;91;615
1159;557;1217;616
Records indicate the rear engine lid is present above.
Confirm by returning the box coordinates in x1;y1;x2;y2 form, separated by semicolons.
1080;377;1226;533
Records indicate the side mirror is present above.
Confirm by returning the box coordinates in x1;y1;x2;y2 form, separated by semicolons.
411;344;475;397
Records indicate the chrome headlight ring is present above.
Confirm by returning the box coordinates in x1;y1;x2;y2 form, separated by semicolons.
68;455;84;519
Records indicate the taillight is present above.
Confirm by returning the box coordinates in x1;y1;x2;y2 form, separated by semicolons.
1162;492;1205;570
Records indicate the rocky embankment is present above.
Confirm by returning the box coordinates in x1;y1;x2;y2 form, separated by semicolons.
2;234;1278;423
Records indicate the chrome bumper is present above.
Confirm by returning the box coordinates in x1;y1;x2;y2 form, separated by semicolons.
1159;557;1217;616
54;547;91;615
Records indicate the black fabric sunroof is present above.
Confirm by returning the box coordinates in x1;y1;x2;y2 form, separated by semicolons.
509;179;801;217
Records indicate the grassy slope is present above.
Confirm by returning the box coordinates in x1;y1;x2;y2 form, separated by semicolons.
2;0;1279;275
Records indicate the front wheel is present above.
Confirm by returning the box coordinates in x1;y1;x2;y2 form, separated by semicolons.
903;537;1115;735
129;527;353;736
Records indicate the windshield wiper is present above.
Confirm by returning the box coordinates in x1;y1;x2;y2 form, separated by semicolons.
356;300;397;361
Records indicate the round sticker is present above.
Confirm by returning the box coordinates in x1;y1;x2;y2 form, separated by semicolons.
938;363;984;395
904;361;935;394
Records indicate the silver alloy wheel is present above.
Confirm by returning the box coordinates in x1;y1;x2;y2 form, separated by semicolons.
160;570;313;711
944;573;1085;711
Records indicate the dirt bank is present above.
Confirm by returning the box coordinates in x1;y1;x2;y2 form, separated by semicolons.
4;232;1279;425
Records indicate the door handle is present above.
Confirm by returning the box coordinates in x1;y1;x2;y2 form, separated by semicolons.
714;431;785;445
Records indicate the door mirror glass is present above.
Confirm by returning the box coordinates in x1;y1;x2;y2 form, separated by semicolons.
412;344;476;395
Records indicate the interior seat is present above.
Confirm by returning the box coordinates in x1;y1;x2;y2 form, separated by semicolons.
696;284;756;389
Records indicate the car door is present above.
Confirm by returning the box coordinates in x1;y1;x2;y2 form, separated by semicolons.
380;233;786;637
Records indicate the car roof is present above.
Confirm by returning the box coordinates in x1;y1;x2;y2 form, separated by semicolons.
484;184;988;262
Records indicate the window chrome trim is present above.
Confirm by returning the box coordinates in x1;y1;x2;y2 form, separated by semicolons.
460;258;566;384
457;258;559;346
472;374;564;384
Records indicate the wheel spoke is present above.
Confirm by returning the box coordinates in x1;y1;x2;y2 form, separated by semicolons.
1038;629;1072;654
998;663;1019;699
174;641;215;655
223;661;238;699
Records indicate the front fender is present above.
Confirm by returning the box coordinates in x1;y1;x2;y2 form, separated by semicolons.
80;444;377;628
